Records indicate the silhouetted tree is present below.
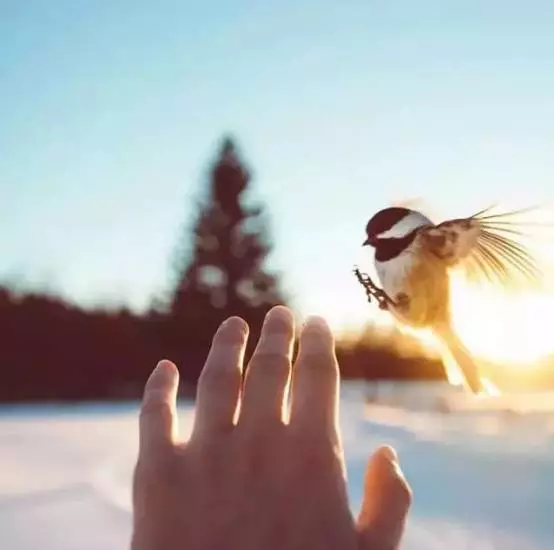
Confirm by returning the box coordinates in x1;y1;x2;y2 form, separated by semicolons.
0;287;156;401
166;136;286;382
3;278;549;401
3;135;552;402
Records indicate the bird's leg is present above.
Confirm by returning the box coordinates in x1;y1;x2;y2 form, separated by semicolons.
353;267;396;310
394;292;410;311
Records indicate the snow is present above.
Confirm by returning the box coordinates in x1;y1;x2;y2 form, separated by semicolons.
1;382;553;550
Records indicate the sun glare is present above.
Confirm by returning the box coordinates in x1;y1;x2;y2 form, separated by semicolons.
315;209;554;376
449;273;554;365
307;291;372;337
317;263;554;371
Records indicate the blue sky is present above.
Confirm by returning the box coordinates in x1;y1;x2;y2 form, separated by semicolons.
2;0;554;328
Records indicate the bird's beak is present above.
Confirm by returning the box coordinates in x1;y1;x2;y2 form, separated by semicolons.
362;237;372;247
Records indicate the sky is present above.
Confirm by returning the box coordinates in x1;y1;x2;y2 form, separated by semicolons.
2;0;554;331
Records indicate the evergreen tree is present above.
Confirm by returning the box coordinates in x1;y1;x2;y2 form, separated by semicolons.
167;136;286;381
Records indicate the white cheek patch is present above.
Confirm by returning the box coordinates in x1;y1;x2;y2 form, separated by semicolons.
378;212;432;239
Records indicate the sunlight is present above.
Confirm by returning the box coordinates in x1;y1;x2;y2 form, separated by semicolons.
439;341;478;387
317;269;554;365
308;298;371;338
391;323;493;391
303;270;380;337
480;377;501;397
316;263;554;398
313;211;554;395
449;272;554;365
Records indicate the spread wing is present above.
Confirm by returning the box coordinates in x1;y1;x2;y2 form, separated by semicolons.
422;205;551;291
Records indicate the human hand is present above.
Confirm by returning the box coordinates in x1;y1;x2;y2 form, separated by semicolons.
131;305;411;550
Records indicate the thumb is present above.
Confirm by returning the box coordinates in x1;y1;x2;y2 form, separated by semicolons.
357;446;412;550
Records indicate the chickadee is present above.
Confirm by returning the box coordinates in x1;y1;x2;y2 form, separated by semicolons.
360;205;544;394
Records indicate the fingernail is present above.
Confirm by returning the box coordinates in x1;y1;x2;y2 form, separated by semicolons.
265;305;293;323
155;359;176;374
304;315;331;333
256;307;294;354
213;317;249;352
299;316;334;356
148;360;178;388
222;316;248;332
216;317;249;341
262;306;294;338
379;445;398;463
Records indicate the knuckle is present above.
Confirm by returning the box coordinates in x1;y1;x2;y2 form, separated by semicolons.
300;350;337;373
134;452;178;490
397;476;413;507
140;393;172;420
234;432;284;478
239;418;286;443
133;456;157;483
214;329;246;349
134;470;172;507
198;364;238;390
257;330;293;354
288;431;339;474
251;352;290;374
268;319;294;340
192;439;235;480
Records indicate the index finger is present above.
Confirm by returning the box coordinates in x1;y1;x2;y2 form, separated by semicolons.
289;316;339;437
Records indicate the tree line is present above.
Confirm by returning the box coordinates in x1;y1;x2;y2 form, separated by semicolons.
0;136;448;402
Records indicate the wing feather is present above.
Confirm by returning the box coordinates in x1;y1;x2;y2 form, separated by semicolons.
457;206;551;291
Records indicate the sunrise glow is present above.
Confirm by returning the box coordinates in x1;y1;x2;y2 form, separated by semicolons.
319;259;554;366
449;273;554;365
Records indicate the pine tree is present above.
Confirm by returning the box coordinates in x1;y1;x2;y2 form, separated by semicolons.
167;136;286;381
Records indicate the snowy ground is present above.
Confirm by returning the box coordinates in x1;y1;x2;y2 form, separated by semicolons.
1;382;553;550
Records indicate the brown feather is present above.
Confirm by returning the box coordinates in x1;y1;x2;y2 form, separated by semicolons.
457;206;550;291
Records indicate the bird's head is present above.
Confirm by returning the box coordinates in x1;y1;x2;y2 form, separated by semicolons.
363;207;432;247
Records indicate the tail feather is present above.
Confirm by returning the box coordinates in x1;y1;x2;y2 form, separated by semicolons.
433;322;484;394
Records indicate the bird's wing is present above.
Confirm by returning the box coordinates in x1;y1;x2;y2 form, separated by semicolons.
421;205;552;291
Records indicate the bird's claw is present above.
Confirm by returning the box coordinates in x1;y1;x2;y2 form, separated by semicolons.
394;292;410;311
353;267;396;309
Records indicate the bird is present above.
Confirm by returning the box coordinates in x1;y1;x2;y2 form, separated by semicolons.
360;204;546;394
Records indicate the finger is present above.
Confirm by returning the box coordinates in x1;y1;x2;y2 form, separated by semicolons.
357;446;412;550
139;360;179;459
192;316;248;437
239;306;294;430
289;316;339;437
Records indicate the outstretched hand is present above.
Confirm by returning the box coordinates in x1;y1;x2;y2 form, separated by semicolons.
131;305;411;550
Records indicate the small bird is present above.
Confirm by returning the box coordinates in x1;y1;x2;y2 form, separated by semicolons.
360;205;545;393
